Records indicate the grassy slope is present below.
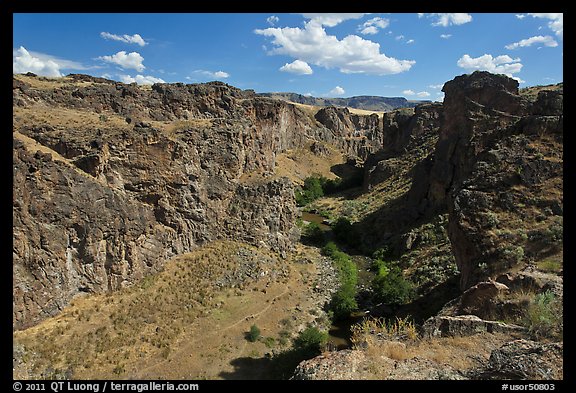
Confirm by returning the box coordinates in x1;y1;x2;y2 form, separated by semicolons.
13;242;333;380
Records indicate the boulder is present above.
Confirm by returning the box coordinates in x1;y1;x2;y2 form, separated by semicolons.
422;315;525;338
476;339;563;380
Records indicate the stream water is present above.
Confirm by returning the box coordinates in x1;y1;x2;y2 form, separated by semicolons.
300;210;371;350
301;211;331;231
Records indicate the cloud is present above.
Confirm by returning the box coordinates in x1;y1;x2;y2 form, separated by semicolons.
300;13;367;27
100;32;147;46
428;84;443;89
13;46;92;77
329;86;345;96
99;51;145;72
267;15;279;26
403;89;430;98
255;21;415;75
279;59;313;75
457;54;524;83
358;17;389;35
505;35;558;50
516;14;526;19
119;74;165;85
527;13;563;39
419;13;473;27
440;34;452;39
13;46;61;77
396;35;414;44
192;70;230;79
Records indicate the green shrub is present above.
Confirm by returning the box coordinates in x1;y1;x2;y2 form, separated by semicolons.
302;222;325;245
524;290;562;339
372;246;393;261
370;259;390;276
332;217;360;248
321;241;339;257
295;176;325;206
372;265;414;306
322;242;358;320
247;324;261;342
293;327;328;357
330;287;358;320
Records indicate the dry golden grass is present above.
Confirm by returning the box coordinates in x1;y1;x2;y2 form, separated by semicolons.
13;105;131;136
13;241;333;380
287;101;385;118
272;143;346;185
519;83;563;100
14;74;96;90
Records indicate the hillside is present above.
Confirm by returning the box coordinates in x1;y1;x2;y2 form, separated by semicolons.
13;72;563;380
258;92;429;112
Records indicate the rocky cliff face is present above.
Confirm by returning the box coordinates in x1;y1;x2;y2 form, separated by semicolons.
363;72;562;290
429;72;563;289
314;106;383;160
13;75;327;329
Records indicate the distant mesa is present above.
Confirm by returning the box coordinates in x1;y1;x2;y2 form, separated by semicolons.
258;92;431;112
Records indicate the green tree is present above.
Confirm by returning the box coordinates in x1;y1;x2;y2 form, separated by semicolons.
247;324;261;342
293;327;328;357
372;265;414;306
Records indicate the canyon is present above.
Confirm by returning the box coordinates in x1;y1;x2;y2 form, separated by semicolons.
13;71;563;380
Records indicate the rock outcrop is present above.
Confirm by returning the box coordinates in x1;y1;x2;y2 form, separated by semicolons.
314;106;382;159
474;340;563;380
422;315;525;338
433;72;563;289
292;349;465;380
13;75;328;329
364;103;442;191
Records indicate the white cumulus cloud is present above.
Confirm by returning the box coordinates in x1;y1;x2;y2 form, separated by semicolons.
13;46;91;77
13;46;62;77
100;32;147;46
329;86;345;96
516;14;526;19
527;13;563;39
403;89;430;97
358;17;389;35
279;60;313;75
267;15;279;26
119;74;165;85
255;21;415;75
505;35;558;50
300;13;367;27
457;54;524;83
406;39;415;44
419;13;473;27
192;70;230;79
99;51;145;72
213;71;230;78
440;34;452;39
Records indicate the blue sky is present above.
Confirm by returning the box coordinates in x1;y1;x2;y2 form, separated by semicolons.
13;13;563;101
